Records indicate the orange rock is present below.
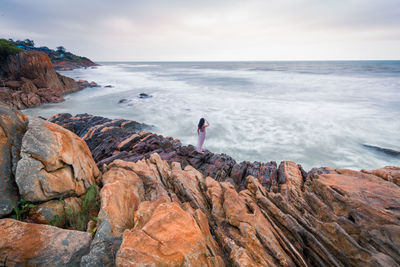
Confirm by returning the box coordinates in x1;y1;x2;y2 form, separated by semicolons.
0;218;91;266
15;116;99;202
117;202;222;266
362;166;400;186
0;102;26;217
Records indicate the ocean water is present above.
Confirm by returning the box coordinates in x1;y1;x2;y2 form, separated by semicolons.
24;61;400;171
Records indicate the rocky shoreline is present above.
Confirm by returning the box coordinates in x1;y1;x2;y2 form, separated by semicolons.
0;50;98;110
0;103;399;266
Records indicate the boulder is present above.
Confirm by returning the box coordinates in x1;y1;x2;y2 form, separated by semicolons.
116;201;223;266
0;102;27;217
0;218;91;266
15;116;99;202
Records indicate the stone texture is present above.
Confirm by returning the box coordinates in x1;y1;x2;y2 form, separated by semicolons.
47;114;400;266
0;218;91;266
362;166;400;186
0;102;27;217
0;51;96;109
15;116;99;202
92;153;400;267
117;201;223;267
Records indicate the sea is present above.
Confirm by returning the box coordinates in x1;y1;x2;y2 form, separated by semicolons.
23;61;400;171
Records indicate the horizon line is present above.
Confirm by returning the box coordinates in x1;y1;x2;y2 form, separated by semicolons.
94;59;400;63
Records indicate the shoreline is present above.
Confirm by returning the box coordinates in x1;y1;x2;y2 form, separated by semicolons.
1;102;400;266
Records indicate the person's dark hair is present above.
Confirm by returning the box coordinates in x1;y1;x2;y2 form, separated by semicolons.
198;118;205;130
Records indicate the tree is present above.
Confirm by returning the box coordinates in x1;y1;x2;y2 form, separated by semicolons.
56;46;66;54
24;39;34;47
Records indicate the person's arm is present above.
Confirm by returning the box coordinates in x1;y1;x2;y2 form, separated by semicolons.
197;128;199;135
205;120;210;127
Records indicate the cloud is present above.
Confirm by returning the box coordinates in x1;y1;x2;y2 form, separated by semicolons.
1;0;399;60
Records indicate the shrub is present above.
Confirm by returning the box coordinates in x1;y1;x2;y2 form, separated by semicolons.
0;39;22;63
49;183;100;231
11;198;35;221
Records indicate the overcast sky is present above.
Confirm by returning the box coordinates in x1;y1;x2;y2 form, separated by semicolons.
1;0;400;61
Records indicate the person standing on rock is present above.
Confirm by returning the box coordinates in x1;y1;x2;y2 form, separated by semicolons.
196;118;209;154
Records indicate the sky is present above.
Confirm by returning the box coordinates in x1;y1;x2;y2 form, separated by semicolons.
1;0;400;61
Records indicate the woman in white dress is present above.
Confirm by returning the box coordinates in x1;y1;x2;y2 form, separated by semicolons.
196;118;210;154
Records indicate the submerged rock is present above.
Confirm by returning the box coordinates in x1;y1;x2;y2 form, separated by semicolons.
363;144;400;158
138;93;152;99
118;98;130;104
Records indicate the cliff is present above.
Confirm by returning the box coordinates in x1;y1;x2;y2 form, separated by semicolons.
0;51;97;109
0;106;399;266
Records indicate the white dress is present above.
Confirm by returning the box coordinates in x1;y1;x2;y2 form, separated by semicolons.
196;128;206;152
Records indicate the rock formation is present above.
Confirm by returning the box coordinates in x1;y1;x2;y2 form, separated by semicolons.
0;102;26;217
0;104;100;265
0;219;91;266
1;106;399;266
47;112;400;266
0;51;97;109
16;116;100;202
86;153;400;266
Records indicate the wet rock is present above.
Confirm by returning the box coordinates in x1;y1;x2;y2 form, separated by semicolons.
89;81;99;87
118;98;130;104
138;93;152;99
15;116;99;202
104;85;113;88
49;114;148;163
0;102;27;217
0;218;91;266
363;144;400;158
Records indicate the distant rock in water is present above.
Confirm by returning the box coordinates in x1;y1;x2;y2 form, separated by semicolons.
138;93;152;99
363;144;400;158
118;98;130;104
104;85;113;88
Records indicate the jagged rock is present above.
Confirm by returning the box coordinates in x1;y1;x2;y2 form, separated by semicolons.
49;113;148;163
0;102;27;217
0;51;96;109
362;166;400;186
47;114;291;188
0;218;91;266
81;161;144;266
15;116;100;202
117;201;223;266
87;153;399;266
47;114;400;266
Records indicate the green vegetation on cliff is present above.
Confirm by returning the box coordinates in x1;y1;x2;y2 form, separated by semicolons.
0;39;22;63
